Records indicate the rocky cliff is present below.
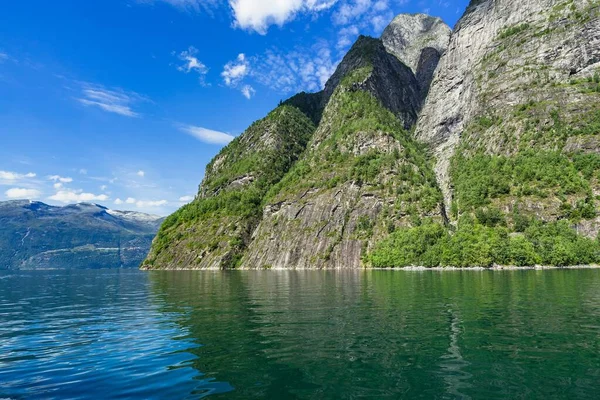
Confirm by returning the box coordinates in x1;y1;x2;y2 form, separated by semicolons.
0;201;163;270
417;0;600;234
143;106;316;269
243;63;442;269
382;13;452;98
143;29;447;270
145;1;600;269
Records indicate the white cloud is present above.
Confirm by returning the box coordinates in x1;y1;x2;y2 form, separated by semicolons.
100;185;108;191
48;175;73;183
5;188;41;199
77;83;149;118
53;183;63;189
332;0;393;36
0;52;8;63
137;170;145;177
0;170;36;184
222;53;250;87
126;197;137;204
251;40;339;93
136;199;168;208
230;0;338;34
48;190;109;203
179;195;194;202
175;46;209;85
241;84;256;99
115;198;124;205
139;0;219;13
79;169;88;175
337;25;359;49
179;124;235;145
332;0;371;25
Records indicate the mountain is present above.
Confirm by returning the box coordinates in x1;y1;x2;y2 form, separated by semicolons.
0;201;163;270
144;106;316;269
144;2;600;269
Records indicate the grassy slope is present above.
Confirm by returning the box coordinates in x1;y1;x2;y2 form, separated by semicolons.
143;105;316;269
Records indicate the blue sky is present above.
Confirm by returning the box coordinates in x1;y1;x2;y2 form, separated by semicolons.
0;0;469;215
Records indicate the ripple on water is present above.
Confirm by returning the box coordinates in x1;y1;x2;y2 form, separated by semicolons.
1;269;600;399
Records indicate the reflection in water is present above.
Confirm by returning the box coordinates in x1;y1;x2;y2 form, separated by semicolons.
439;307;472;400
1;269;600;399
148;270;600;399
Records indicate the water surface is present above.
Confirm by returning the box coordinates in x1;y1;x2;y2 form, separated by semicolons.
1;269;600;399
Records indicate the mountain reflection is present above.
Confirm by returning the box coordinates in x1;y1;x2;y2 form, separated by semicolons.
148;269;600;399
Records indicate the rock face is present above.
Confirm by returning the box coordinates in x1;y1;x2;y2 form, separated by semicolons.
142;106;316;270
0;201;163;270
381;13;451;94
243;64;442;269
322;36;423;129
145;3;600;269
144;26;444;270
416;0;600;227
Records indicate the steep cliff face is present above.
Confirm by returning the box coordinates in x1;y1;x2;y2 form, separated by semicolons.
322;36;423;129
142;106;315;270
243;66;442;269
416;0;600;235
381;13;451;96
145;4;600;270
143;27;444;270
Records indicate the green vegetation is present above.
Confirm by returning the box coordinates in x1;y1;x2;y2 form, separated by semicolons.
266;67;442;216
368;219;600;268
451;150;594;210
498;23;531;40
282;91;324;125
449;95;600;223
145;105;316;268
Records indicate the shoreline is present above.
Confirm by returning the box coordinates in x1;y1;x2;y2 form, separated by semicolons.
140;264;600;272
370;264;600;271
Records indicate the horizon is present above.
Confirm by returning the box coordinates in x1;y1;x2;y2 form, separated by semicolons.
0;0;470;216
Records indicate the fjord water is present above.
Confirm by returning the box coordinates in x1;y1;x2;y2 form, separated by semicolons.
1;270;600;399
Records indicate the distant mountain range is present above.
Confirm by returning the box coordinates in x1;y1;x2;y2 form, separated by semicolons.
0;200;164;270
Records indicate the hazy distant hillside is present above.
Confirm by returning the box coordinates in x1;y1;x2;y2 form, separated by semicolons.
0;200;163;270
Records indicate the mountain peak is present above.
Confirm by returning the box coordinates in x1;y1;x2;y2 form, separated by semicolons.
381;13;451;74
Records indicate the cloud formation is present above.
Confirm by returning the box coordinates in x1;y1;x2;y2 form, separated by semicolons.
77;83;149;118
48;190;109;203
136;199;168;208
175;46;209;85
179;195;194;202
230;0;338;34
121;197;168;208
48;175;73;183
241;84;256;99
333;0;394;43
251;40;339;93
0;170;36;184
222;53;250;86
5;188;41;199
139;0;219;13
179;124;235;145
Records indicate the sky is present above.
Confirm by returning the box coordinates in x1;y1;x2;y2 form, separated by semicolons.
0;0;470;216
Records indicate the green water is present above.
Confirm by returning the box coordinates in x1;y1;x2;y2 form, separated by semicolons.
2;269;600;399
152;269;600;399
